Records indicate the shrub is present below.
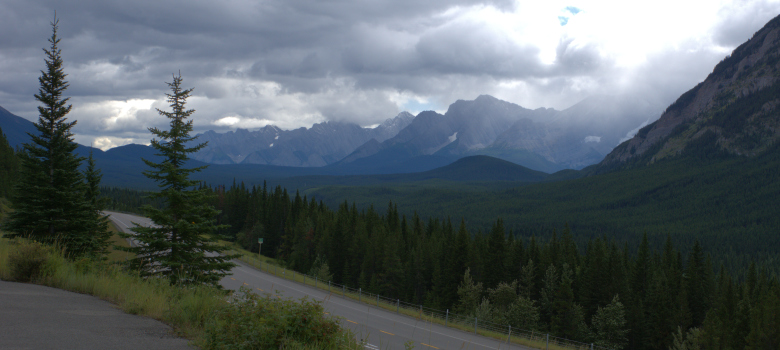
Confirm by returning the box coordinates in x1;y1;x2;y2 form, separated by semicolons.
203;287;344;350
8;240;50;282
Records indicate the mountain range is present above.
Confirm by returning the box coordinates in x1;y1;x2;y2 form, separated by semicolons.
334;94;658;173
191;112;414;166
2;92;661;178
190;93;660;173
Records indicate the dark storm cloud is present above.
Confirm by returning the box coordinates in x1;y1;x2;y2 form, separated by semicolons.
1;0;779;150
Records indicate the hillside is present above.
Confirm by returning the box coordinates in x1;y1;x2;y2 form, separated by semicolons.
416;155;548;182
307;147;780;275
601;13;780;168
0;106;38;149
268;155;549;191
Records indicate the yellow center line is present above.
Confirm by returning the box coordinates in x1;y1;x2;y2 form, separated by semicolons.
256;288;264;292
380;330;395;336
420;343;439;349
346;319;358;324
230;277;235;280
243;282;248;285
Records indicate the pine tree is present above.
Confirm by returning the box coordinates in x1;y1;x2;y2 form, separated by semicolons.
83;150;111;259
6;17;91;256
122;73;236;286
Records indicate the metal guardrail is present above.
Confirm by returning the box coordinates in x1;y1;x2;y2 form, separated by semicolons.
237;253;611;350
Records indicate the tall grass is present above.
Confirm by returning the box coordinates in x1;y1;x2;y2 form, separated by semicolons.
0;236;357;349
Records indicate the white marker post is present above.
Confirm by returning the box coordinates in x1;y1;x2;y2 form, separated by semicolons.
258;238;263;259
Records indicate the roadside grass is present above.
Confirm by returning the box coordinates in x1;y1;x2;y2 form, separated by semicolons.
0;236;359;350
221;242;580;350
106;221;134;263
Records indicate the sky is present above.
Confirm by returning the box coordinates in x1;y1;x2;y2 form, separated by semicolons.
1;0;779;150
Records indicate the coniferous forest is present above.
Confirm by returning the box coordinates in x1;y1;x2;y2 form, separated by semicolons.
202;179;779;350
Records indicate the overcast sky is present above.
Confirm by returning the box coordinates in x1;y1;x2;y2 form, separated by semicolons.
1;0;779;150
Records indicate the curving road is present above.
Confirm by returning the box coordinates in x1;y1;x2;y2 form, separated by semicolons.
106;211;532;350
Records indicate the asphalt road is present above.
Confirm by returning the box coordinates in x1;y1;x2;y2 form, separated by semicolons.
0;280;192;350
105;211;532;350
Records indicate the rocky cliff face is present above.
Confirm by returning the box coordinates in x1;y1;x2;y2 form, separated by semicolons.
191;112;414;167
602;14;780;166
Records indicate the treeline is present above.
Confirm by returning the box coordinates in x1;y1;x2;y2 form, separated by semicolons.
101;186;163;214
208;180;779;350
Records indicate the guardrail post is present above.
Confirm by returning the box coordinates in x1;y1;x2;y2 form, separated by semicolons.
445;309;448;326
546;334;549;350
376;294;379;305
591;343;594;350
508;325;511;344
397;299;400;313
329;280;331;292
315;276;318;287
474;317;477;334
359;288;362;302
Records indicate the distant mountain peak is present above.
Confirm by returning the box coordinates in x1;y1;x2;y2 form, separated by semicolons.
190;112;415;166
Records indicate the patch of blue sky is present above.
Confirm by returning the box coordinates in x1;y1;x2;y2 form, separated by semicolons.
559;6;582;26
402;99;439;114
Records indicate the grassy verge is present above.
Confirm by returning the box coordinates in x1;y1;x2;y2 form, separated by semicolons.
0;236;358;350
220;243;582;350
106;221;134;263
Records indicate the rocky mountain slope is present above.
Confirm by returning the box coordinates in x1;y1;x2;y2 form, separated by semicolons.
192;112;413;166
601;14;780;167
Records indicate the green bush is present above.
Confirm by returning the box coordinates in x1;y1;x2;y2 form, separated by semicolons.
203;287;345;350
8;240;51;282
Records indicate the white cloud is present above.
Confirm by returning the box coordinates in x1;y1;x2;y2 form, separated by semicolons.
584;135;600;143
213;116;241;126
91;136;136;151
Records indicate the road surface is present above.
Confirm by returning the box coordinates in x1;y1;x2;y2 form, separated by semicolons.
106;211;532;350
0;280;192;350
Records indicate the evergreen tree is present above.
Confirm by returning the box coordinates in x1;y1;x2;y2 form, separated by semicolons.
0;127;20;199
592;295;629;350
484;218;506;288
122;73;236;286
83;150;111;259
6;17;91;256
456;268;483;315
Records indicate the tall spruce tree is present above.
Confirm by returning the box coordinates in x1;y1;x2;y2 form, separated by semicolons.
6;17;92;256
122;73;235;286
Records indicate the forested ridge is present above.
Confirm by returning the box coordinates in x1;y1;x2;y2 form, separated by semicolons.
305;148;780;278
